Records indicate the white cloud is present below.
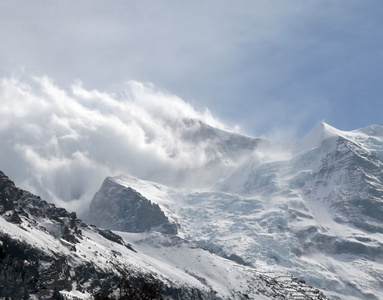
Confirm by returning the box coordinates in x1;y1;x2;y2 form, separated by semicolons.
0;75;235;215
2;1;382;140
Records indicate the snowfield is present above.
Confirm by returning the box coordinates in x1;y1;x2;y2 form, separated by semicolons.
103;123;383;300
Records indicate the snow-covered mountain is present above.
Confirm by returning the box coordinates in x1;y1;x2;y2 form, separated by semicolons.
0;170;328;299
88;122;383;300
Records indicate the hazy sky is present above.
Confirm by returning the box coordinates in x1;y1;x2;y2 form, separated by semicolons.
2;1;382;140
1;1;383;213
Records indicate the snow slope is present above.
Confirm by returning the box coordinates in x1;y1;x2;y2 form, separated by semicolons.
100;123;383;300
0;170;327;299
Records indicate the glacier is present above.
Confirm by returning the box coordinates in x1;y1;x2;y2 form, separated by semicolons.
88;122;383;300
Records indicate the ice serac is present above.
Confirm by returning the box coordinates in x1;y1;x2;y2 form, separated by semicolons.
88;176;178;234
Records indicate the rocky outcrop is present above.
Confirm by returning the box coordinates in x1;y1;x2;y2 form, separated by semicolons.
0;171;130;299
88;177;178;234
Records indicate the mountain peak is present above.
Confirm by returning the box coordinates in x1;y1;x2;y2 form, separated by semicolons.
295;122;341;153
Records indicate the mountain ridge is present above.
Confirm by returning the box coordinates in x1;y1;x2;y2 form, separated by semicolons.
88;123;383;300
0;170;328;299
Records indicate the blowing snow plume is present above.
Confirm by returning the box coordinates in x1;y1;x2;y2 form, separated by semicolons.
0;76;259;215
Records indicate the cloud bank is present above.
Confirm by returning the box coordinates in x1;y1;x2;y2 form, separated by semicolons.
0;76;234;215
4;1;383;140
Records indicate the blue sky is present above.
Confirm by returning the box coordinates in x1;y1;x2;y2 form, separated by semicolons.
1;0;383;140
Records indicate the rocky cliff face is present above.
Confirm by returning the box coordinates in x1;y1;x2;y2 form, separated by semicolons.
88;177;178;234
0;170;170;299
0;170;130;299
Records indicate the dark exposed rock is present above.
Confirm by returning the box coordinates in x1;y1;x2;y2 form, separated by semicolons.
88;177;178;234
96;227;136;252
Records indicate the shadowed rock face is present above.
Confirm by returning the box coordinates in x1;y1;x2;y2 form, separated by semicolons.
0;170;101;299
89;177;178;234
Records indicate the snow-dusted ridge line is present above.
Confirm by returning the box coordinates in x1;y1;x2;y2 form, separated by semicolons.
296;122;383;157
